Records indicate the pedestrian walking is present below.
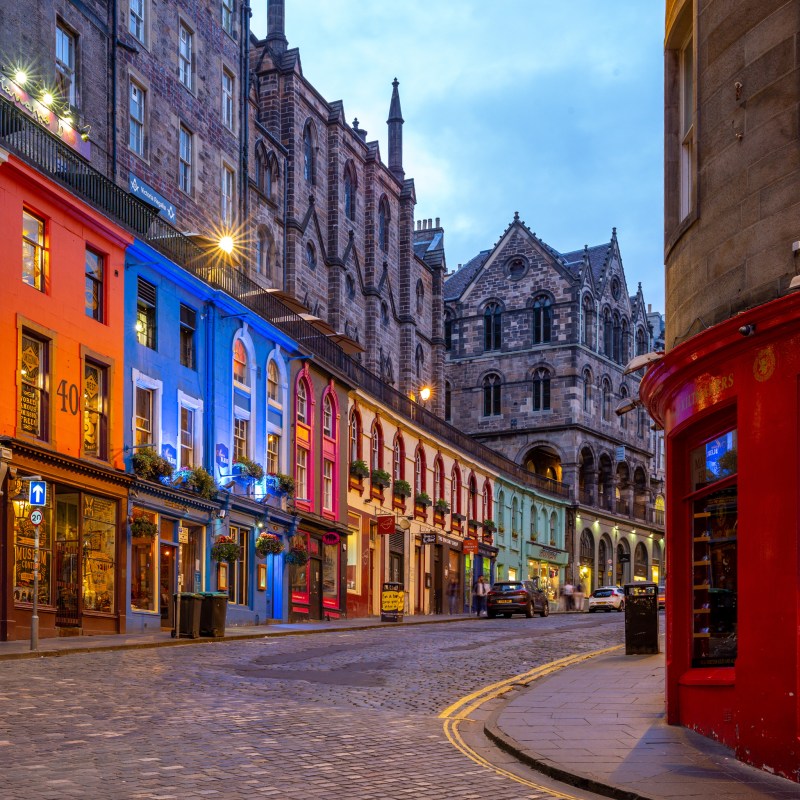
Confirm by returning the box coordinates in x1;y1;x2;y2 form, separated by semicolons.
473;575;489;617
447;578;459;614
563;581;574;611
574;581;584;613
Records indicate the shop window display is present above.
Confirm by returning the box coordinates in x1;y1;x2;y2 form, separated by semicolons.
322;538;339;604
346;527;359;591
13;487;53;606
82;494;116;612
690;429;737;668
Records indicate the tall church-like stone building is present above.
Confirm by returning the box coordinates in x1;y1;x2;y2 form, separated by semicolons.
444;215;665;589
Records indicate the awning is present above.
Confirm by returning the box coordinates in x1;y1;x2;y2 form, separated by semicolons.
264;288;310;315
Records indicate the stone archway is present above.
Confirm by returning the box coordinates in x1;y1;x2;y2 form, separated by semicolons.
524;444;563;483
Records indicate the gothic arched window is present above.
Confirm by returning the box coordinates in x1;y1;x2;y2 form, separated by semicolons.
483;303;502;351
303;123;314;183
482;374;501;417
532;367;551;412
532;295;552;344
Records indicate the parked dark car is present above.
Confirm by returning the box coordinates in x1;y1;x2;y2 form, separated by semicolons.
487;580;550;618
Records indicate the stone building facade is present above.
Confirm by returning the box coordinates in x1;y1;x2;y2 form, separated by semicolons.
444;214;665;592
0;1;443;407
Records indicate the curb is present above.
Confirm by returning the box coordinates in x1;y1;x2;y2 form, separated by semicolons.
483;700;656;800
0;614;478;662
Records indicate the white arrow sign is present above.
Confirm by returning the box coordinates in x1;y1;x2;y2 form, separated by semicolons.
29;481;47;506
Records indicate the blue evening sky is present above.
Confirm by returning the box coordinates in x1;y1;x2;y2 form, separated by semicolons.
251;1;666;311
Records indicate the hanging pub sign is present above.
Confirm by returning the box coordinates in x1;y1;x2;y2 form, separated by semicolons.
215;443;229;470
376;515;395;535
322;532;340;545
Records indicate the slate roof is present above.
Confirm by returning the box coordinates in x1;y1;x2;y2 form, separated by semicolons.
414;230;445;269
561;242;613;285
443;250;491;300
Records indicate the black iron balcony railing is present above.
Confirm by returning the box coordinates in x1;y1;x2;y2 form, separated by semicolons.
1;96;571;500
577;490;664;529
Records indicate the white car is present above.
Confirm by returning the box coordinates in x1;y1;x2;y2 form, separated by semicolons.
588;586;625;612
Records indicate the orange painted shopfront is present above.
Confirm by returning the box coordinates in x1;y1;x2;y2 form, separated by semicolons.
0;153;132;640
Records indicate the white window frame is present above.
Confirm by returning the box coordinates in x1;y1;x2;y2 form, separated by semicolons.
222;163;235;226
177;390;203;470
129;0;146;45
179;22;193;91
222;68;234;130
179;124;192;194
221;0;234;35
267;432;280;474
56;22;76;107
131;369;163;451
679;31;694;221
129;80;145;156
322;459;333;511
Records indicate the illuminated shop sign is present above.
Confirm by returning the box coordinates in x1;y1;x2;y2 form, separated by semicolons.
0;74;91;158
128;173;176;221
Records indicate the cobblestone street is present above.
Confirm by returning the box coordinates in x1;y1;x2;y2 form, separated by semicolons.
0;614;624;799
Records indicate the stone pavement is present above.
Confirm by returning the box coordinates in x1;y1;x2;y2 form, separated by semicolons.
488;648;799;800
2;614;798;798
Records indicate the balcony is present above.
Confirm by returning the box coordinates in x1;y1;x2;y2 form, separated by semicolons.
0;95;573;503
577;491;664;529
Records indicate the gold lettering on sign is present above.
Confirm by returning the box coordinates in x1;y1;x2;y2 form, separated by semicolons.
677;373;735;414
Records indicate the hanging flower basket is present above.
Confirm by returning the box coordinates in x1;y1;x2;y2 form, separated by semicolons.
211;535;241;563
130;511;158;539
285;546;310;566
255;532;284;557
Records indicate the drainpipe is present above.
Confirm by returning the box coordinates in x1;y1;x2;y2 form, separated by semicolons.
111;0;118;180
282;151;288;291
239;2;251;224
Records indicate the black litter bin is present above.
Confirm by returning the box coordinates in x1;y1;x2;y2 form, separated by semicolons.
623;582;659;654
174;592;202;639
199;592;228;637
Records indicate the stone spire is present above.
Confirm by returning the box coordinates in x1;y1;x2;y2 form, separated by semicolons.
266;0;288;56
387;78;404;181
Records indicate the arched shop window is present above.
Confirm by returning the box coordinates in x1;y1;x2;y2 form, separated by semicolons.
634;542;648;580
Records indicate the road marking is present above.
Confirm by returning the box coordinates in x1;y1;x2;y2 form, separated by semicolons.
440;645;622;798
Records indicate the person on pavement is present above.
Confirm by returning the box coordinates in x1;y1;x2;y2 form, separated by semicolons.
473;575;489;616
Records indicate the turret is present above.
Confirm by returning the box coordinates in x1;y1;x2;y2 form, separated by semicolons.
266;0;288;57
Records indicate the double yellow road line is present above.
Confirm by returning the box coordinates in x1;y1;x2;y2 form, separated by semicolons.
439;646;622;797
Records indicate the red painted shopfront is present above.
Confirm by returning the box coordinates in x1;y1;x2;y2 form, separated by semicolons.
640;293;800;781
0;152;132;640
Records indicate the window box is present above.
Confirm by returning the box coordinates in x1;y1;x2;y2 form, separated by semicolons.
371;469;391;490
415;492;432;508
349;460;370;479
233;457;265;481
393;479;412;499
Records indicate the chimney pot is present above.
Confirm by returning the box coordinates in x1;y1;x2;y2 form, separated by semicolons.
428;218;432;228
435;217;440;228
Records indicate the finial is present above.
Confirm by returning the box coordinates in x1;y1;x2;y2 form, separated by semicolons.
513;211;519;222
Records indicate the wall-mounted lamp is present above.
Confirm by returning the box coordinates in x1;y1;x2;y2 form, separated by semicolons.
623;351;664;375
615;396;640;417
217;508;227;520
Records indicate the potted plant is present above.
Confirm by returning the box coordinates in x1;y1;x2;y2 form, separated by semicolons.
131;447;174;482
130;510;158;539
232;456;265;481
181;466;218;499
349;460;370;479
266;472;295;496
415;492;432;508
211;534;240;563
434;498;451;515
393;479;412;499
255;532;284;557
370;468;391;489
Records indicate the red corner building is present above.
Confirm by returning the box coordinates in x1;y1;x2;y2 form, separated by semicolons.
643;1;800;780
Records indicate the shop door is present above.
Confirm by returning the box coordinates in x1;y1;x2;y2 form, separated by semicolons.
160;544;176;629
389;552;403;584
414;545;422;614
55;538;80;628
55;493;80;628
433;545;443;614
309;558;323;620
